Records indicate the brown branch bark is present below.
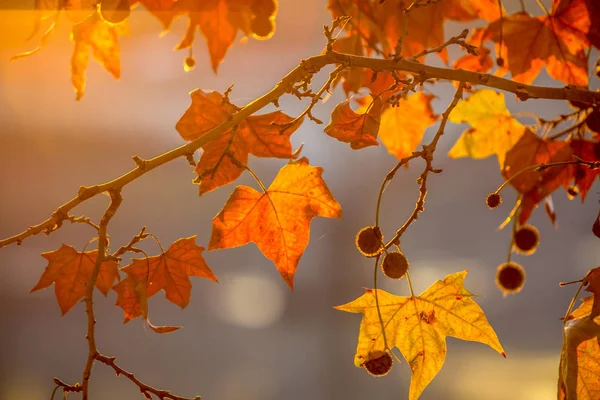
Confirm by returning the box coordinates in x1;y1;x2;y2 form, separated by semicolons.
1;51;599;250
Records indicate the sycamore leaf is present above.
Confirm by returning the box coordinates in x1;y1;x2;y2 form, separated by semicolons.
131;0;178;29
559;315;600;400
324;97;383;149
176;89;302;195
329;0;500;61
336;270;504;400
209;157;342;289
570;139;600;202
502;130;574;224
113;236;217;323
378;92;437;160
448;89;525;167
31;244;119;316
173;0;276;72
477;0;596;86
71;12;129;100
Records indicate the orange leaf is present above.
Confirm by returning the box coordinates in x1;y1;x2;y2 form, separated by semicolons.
71;12;129;100
477;1;594;86
114;236;216;323
174;0;273;72
176;89;302;195
132;0;178;29
502;130;574;224
31;244;119;316
378;92;437;159
329;0;500;61
209;157;342;289
324;97;383;149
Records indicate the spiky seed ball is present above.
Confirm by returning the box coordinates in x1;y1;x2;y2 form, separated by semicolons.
184;56;196;71
513;224;540;255
567;185;579;200
586;109;600;133
486;192;502;209
356;226;384;257
363;350;393;377
381;251;409;280
496;57;504;67
496;262;526;295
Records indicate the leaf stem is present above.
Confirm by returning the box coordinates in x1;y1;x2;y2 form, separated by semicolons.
562;280;586;325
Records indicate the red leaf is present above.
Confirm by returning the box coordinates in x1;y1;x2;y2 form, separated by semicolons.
570;139;600;201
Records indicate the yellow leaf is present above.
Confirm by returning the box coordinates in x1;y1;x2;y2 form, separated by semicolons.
336;270;505;400
378;92;437;160
448;89;525;167
559;315;600;400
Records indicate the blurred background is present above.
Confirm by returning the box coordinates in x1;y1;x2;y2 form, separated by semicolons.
0;1;598;399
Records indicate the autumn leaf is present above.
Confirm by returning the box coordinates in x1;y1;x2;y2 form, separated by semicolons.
209;157;342;289
559;315;600;400
131;0;178;29
176;89;302;195
114;236;217;323
476;0;596;86
324;97;383;149
502;130;574;224
570;139;600;201
448;89;525;167
71;12;129;100
336;270;505;400
377;92;437;160
173;0;276;72
31;244;119;316
329;0;500;61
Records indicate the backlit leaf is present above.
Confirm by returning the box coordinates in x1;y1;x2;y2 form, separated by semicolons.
176;89;302;195
336;270;505;400
209;157;342;289
378;92;437;160
114;236;217;323
448;89;525;167
324;97;383;149
31;244;119;316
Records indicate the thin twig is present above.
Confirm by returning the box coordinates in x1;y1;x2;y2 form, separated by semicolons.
82;190;123;399
384;83;466;249
96;354;200;400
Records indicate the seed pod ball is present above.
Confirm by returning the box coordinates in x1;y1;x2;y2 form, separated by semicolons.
251;16;275;40
513;224;540;255
363;350;393;377
496;262;526;295
567;185;579;200
184;56;196;71
355;226;384;258
486;193;502;209
585;109;600;133
381;251;409;280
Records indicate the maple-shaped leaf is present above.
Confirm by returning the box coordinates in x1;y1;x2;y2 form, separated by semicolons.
503;130;575;223
209;157;342;289
114;236;217;323
570;139;600;201
476;0;596;86
378;92;437;160
173;0;276;72
324;97;383;149
448;90;525;167
71;12;129;100
329;0;500;61
176;89;302;195
131;0;178;29
559;315;600;400
31;244;119;316
336;270;505;400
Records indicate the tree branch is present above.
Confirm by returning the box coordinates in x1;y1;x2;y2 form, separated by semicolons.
1;51;599;249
